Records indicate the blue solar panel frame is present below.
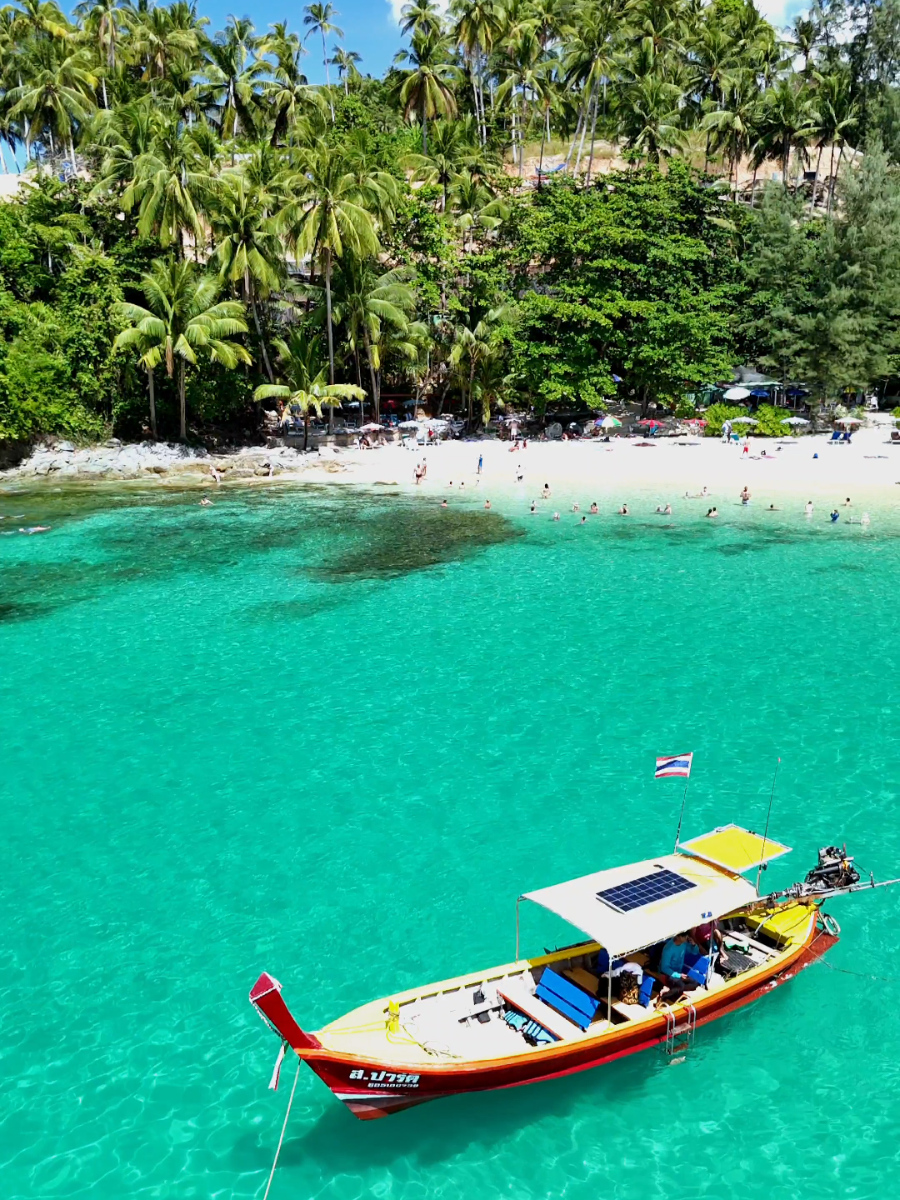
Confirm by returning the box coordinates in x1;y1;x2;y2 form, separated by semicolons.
596;868;696;913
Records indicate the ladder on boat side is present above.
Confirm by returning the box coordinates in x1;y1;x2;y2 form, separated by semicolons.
664;1003;697;1062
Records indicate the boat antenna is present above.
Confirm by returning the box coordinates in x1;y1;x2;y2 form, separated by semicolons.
755;757;780;893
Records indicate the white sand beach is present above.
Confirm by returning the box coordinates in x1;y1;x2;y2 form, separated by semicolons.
301;416;900;515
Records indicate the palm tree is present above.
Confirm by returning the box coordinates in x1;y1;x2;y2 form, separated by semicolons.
331;256;416;419
812;69;858;211
615;74;685;164
329;45;361;94
394;31;459;154
128;2;205;83
203;16;265;142
754;78;818;186
303;2;343;121
282;143;379;406
121;117;218;253
259;29;322;145
7;41;97;163
209;173;285;381
403;117;476;210
400;0;444;39
702;70;760;192
451;0;500;143
114;257;251;440
74;0;122;108
450;305;513;426
253;329;364;449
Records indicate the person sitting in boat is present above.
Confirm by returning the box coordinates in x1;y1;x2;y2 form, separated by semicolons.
691;919;728;968
653;933;701;1003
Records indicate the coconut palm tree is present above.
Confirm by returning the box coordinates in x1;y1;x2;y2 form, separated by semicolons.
74;0;122;107
615;73;686;164
114;257;251;440
403;117;477;210
203;16;265;142
253;329;364;449
331;256;416;419
329;45;361;93
302;2;343;120
122;116;218;253
394;31;460;154
702;70;761;191
128;2;205;83
450;304;514;426
450;0;500;143
282;143;379;405
7;40;97;163
209;173;285;381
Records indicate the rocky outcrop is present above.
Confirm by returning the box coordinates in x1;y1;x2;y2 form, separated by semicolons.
0;440;344;483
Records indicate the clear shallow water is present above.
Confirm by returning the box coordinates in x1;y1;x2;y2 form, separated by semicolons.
2;484;900;1200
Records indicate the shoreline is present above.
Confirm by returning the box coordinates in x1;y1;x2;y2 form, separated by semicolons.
4;420;900;518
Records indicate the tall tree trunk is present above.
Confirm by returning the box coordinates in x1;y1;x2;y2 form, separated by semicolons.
178;359;187;441
831;142;845;213
101;76;108;109
565;100;585;172
322;31;334;122
537;109;547;187
324;248;336;431
586;91;599;184
811;143;824;208
827;141;837;215
303;408;310;451
750;163;758;206
147;365;157;440
0;140;8;173
363;328;379;422
575;79;596;175
422;94;427;154
68;136;76;169
247;277;274;382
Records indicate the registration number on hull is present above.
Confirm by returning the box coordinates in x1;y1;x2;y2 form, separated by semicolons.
349;1069;421;1088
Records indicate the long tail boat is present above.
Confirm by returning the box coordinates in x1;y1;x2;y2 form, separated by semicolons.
250;826;891;1120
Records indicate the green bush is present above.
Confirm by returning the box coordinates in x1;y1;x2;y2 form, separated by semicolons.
702;403;748;436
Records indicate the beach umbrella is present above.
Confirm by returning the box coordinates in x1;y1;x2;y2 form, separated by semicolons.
781;416;809;426
637;419;660;427
723;386;751;400
600;416;622;428
399;420;419;429
359;422;385;431
612;374;623;383
730;416;758;424
835;416;862;426
749;387;770;399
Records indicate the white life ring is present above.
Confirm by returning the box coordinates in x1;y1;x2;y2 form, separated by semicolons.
822;912;841;936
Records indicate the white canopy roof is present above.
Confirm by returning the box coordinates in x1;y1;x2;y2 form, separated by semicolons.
522;853;758;958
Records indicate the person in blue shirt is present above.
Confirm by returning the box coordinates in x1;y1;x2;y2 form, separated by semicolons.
654;933;701;1003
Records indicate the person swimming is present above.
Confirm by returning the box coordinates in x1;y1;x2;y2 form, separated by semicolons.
830;509;840;522
530;500;536;513
552;512;560;521
590;502;598;514
19;525;50;533
805;501;813;516
618;503;629;515
441;499;448;507
706;507;719;518
199;498;212;507
542;484;551;499
484;500;491;510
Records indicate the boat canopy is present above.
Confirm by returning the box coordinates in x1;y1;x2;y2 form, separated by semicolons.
521;853;758;959
677;824;791;875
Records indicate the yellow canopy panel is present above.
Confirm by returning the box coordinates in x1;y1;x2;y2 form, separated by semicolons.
678;824;791;876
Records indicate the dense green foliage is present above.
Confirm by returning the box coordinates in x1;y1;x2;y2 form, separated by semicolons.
1;0;900;443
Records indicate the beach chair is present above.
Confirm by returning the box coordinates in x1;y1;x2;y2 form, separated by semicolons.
827;431;841;443
535;967;601;1030
891;429;900;443
841;431;852;443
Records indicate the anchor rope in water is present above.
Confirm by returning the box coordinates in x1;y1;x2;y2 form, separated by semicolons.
261;1061;300;1200
817;958;900;984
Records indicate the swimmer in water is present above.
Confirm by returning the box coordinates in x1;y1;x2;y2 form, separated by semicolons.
441;499;448;507
861;512;871;526
200;498;212;506
830;509;839;522
580;515;587;524
740;486;751;504
484;499;491;510
552;512;560;521
706;507;719;518
572;502;579;512
590;502;598;514
542;484;551;499
530;501;536;513
805;501;813;517
20;525;50;533
618;503;629;515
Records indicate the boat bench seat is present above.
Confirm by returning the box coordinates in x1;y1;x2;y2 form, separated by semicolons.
535;967;601;1031
497;978;579;1041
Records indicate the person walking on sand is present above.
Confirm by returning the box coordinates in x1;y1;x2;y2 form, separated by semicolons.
722;419;732;444
477;453;483;474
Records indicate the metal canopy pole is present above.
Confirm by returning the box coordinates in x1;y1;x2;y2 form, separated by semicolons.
516;897;522;960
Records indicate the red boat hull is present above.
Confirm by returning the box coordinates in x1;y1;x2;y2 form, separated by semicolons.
253;925;838;1120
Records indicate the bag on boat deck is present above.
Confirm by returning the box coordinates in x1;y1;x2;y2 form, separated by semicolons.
617;971;640;1005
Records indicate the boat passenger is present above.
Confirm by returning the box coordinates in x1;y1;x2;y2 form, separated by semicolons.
654;933;700;1002
692;919;728;966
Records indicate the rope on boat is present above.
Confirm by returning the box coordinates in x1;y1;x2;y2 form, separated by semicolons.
261;1060;300;1200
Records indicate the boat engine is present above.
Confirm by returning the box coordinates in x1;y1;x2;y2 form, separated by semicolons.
802;845;860;895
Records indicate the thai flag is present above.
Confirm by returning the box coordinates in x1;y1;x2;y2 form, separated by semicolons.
656;753;693;779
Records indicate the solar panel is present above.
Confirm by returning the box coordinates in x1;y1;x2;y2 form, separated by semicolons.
597;868;696;913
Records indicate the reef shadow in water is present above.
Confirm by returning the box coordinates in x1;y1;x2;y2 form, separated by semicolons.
311;506;520;581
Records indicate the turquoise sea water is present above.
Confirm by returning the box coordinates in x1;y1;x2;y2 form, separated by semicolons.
2;482;900;1200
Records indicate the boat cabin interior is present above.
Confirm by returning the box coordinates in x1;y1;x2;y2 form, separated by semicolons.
338;904;812;1064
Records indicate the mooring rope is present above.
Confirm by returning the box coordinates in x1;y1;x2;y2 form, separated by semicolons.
818;958;900;984
261;1061;300;1200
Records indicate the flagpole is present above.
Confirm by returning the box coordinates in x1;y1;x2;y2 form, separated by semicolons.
755;757;781;893
673;774;690;853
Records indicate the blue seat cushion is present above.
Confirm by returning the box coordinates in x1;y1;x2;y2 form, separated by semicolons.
536;967;600;1031
687;955;711;985
639;975;656;1006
